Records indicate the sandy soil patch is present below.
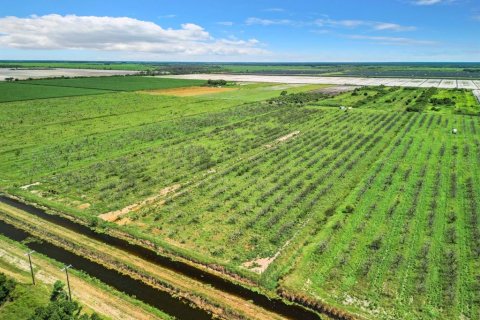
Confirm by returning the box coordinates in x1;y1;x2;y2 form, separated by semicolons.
99;184;181;222
242;239;293;274
242;255;279;274
139;86;236;97
265;131;300;148
20;182;41;190
77;203;91;210
473;90;480;103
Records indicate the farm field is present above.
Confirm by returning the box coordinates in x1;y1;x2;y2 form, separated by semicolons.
217;63;480;79
2;62;480;80
164;74;480;89
0;82;109;102
21;76;205;91
0;78;479;319
0;76;206;102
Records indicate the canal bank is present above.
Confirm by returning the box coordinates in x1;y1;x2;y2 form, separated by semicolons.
0;194;322;320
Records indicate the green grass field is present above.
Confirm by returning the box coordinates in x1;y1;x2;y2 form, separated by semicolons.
0;82;109;102
0;78;479;319
0;281;50;320
22;76;205;91
0;76;206;102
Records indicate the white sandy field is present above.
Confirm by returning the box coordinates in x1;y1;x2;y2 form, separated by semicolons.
473;90;480;103
0;68;138;81
161;74;480;90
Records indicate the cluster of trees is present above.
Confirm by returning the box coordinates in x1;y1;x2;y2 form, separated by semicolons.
406;88;438;112
29;281;101;320
0;273;16;305
206;79;227;86
430;97;453;105
268;91;326;105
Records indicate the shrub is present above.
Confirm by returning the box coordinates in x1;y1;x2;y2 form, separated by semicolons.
31;280;101;320
342;204;355;214
0;273;16;305
206;79;227;86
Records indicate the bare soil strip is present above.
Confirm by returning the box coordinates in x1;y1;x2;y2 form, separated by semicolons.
265;131;300;148
99;184;181;222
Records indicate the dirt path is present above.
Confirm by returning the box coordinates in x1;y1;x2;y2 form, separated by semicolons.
0;241;162;320
265;131;300;148
99;184;181;223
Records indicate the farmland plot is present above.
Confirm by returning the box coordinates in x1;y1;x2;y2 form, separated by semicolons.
281;112;480;319
1;80;479;320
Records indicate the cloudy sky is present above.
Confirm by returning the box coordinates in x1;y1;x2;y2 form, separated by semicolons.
0;0;479;62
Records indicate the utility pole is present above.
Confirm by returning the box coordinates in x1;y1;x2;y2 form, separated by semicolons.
61;264;73;301
24;250;35;285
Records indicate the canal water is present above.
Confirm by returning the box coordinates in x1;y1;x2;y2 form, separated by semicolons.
0;195;321;320
0;219;211;320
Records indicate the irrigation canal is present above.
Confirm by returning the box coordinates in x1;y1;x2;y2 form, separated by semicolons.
0;195;321;320
0;218;211;319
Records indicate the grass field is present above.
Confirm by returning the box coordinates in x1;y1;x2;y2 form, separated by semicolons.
2;61;480;79
22;76;205;91
0;82;109;102
218;63;480;79
0;78;479;319
0;76;206;102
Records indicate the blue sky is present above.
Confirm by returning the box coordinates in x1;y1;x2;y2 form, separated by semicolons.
0;0;478;62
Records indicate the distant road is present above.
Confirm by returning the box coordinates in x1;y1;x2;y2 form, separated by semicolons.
163;74;480;90
0;68;138;81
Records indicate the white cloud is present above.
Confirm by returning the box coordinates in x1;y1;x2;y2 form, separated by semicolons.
247;17;415;31
264;8;285;12
159;14;177;19
412;0;454;5
315;18;416;31
0;14;267;56
217;21;234;26
374;22;416;32
473;15;480;21
315;19;365;28
347;35;437;46
245;17;296;26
